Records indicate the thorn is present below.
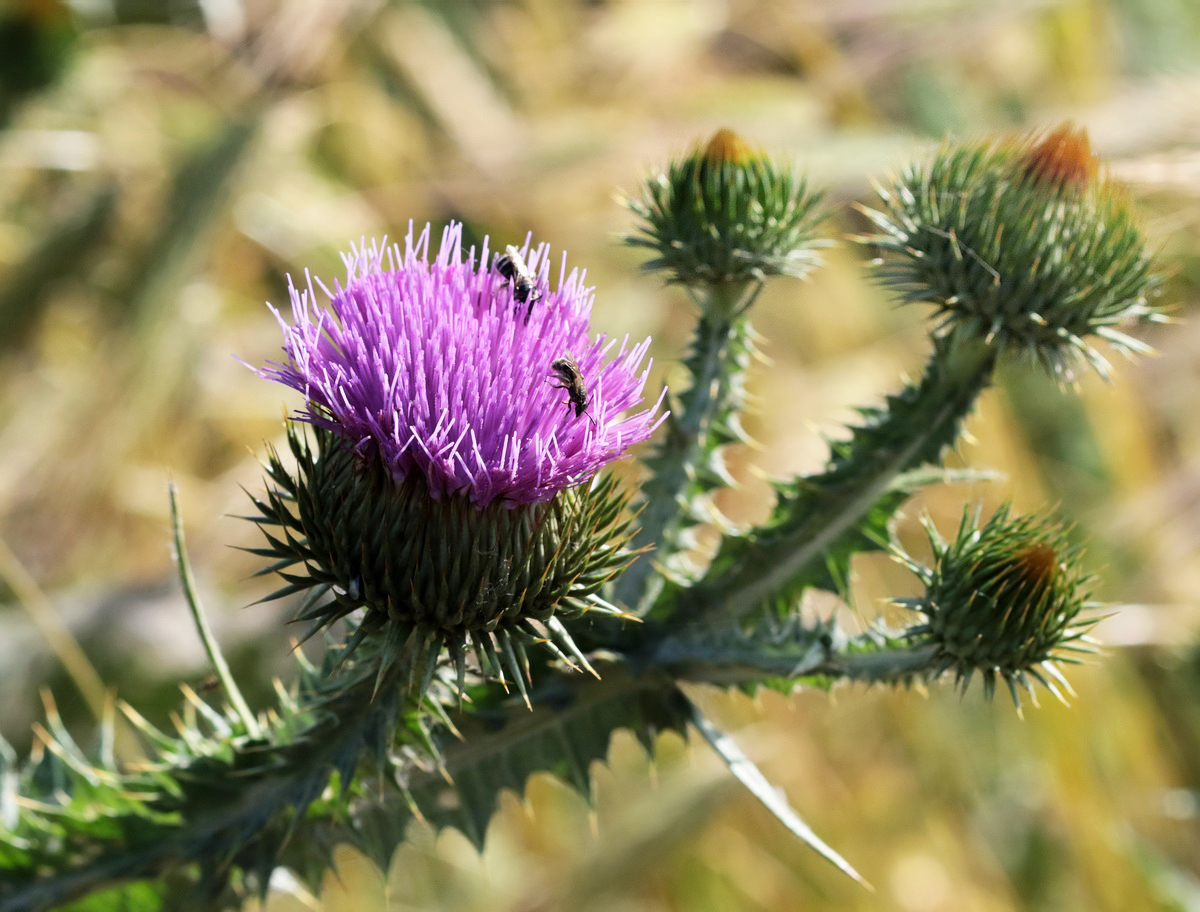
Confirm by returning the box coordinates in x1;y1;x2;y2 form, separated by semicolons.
499;633;531;710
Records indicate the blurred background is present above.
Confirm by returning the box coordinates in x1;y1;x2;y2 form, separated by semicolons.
2;0;1200;909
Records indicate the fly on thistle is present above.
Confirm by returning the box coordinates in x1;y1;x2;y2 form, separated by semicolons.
495;243;542;319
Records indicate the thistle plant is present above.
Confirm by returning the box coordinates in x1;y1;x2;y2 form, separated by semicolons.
0;124;1166;909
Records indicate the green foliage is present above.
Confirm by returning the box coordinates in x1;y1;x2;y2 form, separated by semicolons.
0;634;449;911
671;331;995;625
333;664;687;864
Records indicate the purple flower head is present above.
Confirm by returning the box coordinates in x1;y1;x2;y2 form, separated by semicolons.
259;223;666;507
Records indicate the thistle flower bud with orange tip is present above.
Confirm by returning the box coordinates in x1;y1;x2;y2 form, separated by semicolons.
861;123;1163;381
626;127;826;290
700;127;755;167
892;505;1098;708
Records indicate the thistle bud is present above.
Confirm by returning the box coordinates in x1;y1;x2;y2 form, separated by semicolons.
894;505;1098;707
626;127;826;289
249;224;666;704
862;123;1163;380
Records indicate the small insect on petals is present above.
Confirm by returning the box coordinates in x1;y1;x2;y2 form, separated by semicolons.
496;244;542;320
550;355;596;425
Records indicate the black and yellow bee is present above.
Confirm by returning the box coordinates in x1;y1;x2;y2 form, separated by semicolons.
495;245;541;319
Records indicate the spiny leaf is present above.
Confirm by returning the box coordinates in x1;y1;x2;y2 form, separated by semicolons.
687;701;871;890
310;664;688;870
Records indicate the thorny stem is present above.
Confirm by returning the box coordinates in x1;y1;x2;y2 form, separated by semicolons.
656;637;941;686
674;332;997;626
614;280;761;614
1;661;407;912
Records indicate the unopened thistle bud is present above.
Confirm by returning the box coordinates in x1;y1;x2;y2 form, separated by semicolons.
862;123;1163;380
626;127;826;289
249;223;666;704
893;505;1098;708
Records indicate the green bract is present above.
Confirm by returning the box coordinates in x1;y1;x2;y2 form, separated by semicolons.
248;426;638;704
862;127;1163;380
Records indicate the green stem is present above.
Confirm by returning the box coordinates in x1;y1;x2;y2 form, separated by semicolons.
659;637;941;686
675;331;996;625
614;280;760;614
169;480;260;739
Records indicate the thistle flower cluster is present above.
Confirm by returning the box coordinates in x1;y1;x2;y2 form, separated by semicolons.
251;223;665;700
261;225;661;507
2;123;1170;911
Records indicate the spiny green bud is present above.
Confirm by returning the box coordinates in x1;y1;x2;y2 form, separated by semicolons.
893;505;1098;708
626;127;826;289
861;123;1163;381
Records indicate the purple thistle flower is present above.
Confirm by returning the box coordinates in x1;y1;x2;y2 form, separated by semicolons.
248;222;664;701
259;222;666;508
